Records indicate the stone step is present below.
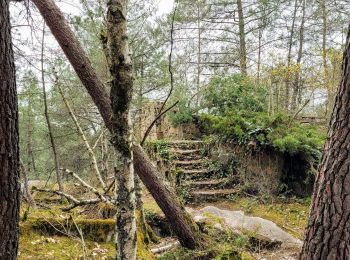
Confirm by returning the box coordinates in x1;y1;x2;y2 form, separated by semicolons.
168;140;203;150
178;169;213;180
171;149;202;160
189;188;238;203
174;159;206;170
188;178;231;190
174;159;204;165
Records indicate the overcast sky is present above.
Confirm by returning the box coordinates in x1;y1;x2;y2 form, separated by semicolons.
10;0;176;89
157;0;174;15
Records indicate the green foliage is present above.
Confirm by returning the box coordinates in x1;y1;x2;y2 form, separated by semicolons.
203;74;267;114
200;110;325;159
168;100;194;126
145;139;171;161
168;84;196;127
177;184;192;204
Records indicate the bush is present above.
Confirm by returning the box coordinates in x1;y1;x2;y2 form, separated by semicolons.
199;110;325;159
203;74;267;114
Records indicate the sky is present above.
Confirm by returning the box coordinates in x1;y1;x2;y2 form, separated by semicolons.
10;0;176;90
157;0;174;15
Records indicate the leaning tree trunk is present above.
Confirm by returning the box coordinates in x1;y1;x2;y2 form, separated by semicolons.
300;25;350;259
107;0;137;259
31;0;202;249
0;1;20;259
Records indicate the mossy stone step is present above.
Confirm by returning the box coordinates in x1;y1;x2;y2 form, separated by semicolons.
168;140;203;150
188;178;231;189
174;159;206;170
171;149;202;160
189;189;238;203
178;169;214;180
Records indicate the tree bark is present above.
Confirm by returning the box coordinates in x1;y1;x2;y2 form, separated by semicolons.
285;0;299;111
196;2;202;108
291;0;306;111
33;0;112;131
25;93;36;207
134;145;200;248
41;24;64;193
31;0;202;249
299;25;350;259
0;1;20;259
237;0;247;76
107;0;137;259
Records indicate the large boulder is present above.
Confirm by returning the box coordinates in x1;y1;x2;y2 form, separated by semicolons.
189;206;302;249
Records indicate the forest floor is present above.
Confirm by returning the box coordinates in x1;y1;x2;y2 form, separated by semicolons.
18;194;310;259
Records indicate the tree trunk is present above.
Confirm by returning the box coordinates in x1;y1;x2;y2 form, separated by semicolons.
0;1;20;259
56;81;106;189
196;2;202;108
25;94;36;207
299;25;350;260
107;0;137;259
134;145;200;248
321;0;332;117
237;0;247;76
257;27;262;83
32;0;202;249
291;0;306;111
41;24;64;193
285;0;298;111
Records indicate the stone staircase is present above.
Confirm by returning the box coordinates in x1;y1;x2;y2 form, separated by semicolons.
168;140;236;203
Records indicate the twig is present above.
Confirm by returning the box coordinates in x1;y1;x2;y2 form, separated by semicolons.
92;129;107;150
33;187;105;211
292;99;310;119
70;215;87;259
33;188;80;204
140;101;179;146
53;71;106;189
60;168;113;204
104;179;115;195
140;1;178;145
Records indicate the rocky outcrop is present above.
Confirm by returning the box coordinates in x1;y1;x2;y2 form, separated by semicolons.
189;206;302;249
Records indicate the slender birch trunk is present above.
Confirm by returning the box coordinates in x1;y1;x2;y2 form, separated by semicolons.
56;81;106;189
196;2;202;108
107;1;137;258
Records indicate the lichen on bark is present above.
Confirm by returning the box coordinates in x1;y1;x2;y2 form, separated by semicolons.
107;0;137;259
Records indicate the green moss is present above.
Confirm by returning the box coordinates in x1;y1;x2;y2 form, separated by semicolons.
210;197;310;239
19;222;115;259
136;210;157;260
30;217;115;242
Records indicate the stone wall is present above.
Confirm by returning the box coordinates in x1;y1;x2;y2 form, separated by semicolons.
212;144;285;197
135;101;197;141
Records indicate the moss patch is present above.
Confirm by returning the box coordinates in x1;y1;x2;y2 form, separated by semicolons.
203;197;310;239
19;222;115;259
